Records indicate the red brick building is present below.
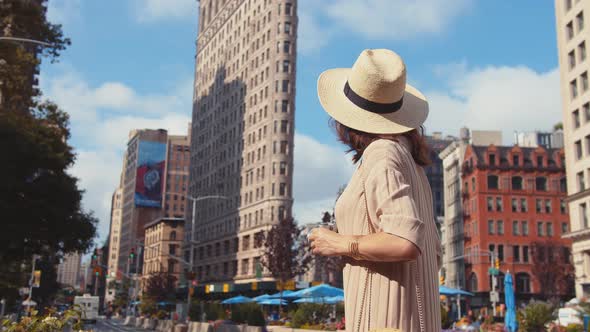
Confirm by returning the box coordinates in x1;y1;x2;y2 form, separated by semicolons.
461;144;573;305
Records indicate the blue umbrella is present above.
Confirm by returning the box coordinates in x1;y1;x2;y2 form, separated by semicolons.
504;272;518;332
157;301;173;306
293;297;326;304
294;284;344;298
268;290;295;299
221;295;254;304
253;294;271;301
325;295;344;304
258;299;288;306
439;286;474;296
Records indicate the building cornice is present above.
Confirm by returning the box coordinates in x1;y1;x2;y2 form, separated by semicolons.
565;188;590;203
563;227;590;240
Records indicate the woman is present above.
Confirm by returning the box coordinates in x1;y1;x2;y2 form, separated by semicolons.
308;49;441;332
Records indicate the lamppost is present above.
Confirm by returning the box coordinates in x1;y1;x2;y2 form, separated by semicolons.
447;250;498;317
184;195;229;321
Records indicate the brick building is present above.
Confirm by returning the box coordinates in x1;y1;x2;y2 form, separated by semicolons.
461;144;573;305
142;217;185;288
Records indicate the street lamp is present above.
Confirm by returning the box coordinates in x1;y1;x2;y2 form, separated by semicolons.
184;195;230;321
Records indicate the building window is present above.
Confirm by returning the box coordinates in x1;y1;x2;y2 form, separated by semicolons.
545;199;552;213
535;177;547;191
566;0;572;11
571;78;578;99
521;198;528;212
520;220;529;236
578;171;586;191
536;199;543;213
170;231;176;241
496;197;503;211
546;222;554;237
523;246;529;262
580;41;587;62
497;220;504;235
513;245;520;262
583;72;589;91
487;175;499;190
281;100;289;112
283;41;291;53
512;220;519;235
285;3;292;15
487;197;494;211
581;203;588;228
498;244;504;261
512;198;518;212
513;155;520;166
569;50;577;69
567;21;575;40
563;247;571;264
512;176;523;190
242;259;249;275
489;154;496;165
577;11;585;31
537;221;544;236
561;199;567;214
516;273;531;293
279;183;286;196
279;162;287;175
282;60;290;72
488;220;495;235
282;80;289;92
574;110;581;129
284;22;291;34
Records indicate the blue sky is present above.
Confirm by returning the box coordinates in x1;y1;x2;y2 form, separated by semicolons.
41;0;563;245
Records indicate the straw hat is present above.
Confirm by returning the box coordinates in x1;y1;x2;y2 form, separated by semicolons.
317;49;428;134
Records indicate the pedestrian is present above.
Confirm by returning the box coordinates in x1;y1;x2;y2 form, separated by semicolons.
309;49;441;331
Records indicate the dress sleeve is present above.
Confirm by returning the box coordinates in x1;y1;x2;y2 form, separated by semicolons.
364;160;425;254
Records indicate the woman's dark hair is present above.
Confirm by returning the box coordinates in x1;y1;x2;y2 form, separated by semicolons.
331;119;431;166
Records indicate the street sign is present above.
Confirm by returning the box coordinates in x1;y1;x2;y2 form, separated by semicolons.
490;291;499;303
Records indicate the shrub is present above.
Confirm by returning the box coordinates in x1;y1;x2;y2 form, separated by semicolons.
2;308;85;332
518;301;555;331
139;297;157;316
231;303;265;326
291;303;331;328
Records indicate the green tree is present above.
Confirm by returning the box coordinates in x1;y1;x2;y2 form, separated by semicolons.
144;272;177;302
0;0;96;307
257;216;312;309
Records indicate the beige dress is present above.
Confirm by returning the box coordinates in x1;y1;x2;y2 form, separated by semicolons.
335;137;441;332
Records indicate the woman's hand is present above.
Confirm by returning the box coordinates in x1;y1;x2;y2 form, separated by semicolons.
308;227;350;256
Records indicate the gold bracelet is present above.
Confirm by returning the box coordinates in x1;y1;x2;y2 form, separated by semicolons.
349;240;361;260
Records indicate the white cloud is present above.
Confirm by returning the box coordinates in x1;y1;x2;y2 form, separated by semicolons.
134;0;198;22
46;0;81;25
41;66;192;241
298;0;471;54
425;65;561;142
292;134;355;224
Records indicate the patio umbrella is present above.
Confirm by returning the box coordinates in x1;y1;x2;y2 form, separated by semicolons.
253;294;271;301
439;286;473;320
293;297;326;304
22;299;37;307
439;286;474;297
258;299;288;306
268;290;295;299
325;295;344;304
504;272;518;332
294;284;344;298
157;301;174;306
221;295;254;304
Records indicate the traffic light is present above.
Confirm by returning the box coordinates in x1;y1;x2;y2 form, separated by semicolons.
129;248;135;259
439;275;445;285
495;257;500;269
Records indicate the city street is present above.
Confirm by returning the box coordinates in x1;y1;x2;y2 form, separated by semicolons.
89;318;149;332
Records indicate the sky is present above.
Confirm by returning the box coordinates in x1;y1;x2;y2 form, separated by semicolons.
40;0;563;246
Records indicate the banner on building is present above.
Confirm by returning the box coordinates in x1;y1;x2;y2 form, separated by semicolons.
135;141;166;207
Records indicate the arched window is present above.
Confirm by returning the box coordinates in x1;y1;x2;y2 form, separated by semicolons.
170;231;177;241
515;273;531;293
468;272;478;292
511;176;523;190
487;175;499;190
